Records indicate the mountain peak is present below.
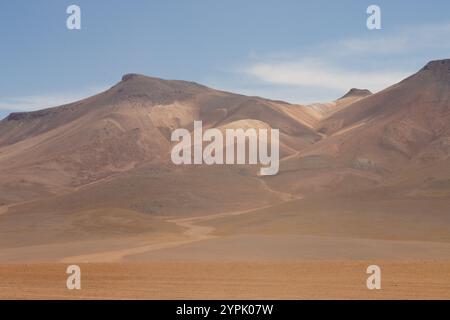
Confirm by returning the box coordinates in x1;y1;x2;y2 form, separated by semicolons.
339;88;372;100
421;59;450;71
412;59;450;83
108;73;216;105
121;73;146;82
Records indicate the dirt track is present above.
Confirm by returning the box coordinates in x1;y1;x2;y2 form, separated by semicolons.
60;202;292;263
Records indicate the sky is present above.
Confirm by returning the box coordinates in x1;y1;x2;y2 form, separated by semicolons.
1;0;450;119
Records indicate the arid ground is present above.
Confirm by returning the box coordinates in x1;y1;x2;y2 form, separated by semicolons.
1;60;450;299
1;261;449;299
0;195;449;299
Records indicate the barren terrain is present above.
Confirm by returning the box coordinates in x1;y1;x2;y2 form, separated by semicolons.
0;60;450;299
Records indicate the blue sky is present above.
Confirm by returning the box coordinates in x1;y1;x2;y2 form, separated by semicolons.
1;0;450;119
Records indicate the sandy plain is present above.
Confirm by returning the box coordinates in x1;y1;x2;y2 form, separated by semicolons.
0;197;449;299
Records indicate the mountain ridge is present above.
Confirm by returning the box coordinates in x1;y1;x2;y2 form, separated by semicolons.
0;59;449;208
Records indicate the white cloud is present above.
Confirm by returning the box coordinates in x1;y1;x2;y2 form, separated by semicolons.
333;36;410;55
237;22;450;100
0;86;108;112
245;61;409;92
332;23;450;56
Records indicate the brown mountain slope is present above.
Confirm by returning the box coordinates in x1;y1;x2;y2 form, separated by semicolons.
0;74;320;204
317;59;450;166
1;61;449;206
303;88;372;122
264;60;450;197
320;60;450;137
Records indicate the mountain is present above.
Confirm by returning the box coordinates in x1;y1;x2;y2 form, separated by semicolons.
0;59;450;260
270;59;450;197
0;73;319;205
303;88;372;121
339;88;372;100
318;59;450;166
1;61;450;206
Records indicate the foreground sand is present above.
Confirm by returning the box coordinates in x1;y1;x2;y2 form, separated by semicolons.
0;261;449;299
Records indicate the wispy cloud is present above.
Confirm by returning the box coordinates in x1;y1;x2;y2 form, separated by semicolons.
331;23;450;56
245;61;408;92
235;22;450;102
0;86;108;112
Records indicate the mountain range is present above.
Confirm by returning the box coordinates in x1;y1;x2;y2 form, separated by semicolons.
0;59;449;259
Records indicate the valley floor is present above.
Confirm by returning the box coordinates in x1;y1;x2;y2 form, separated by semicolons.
0;195;449;299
